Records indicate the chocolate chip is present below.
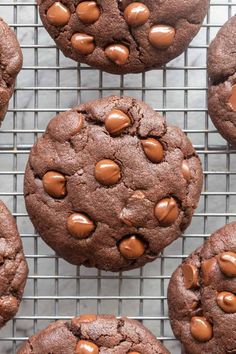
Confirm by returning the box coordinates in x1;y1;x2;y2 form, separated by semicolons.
42;171;66;198
46;2;70;26
71;33;95;54
228;85;236;111
105;109;131;135
182;160;191;181
71;314;97;326
124;2;150;27
105;44;129;65
141;138;164;163
154;197;179;227
217;291;236;313
190;316;213;342
218;251;236;277
119;235;145;259
76;1;100;24
149;25;175;49
201;257;217;285
75;340;99;354
67;213;95;239
182;264;199;289
94;159;121;185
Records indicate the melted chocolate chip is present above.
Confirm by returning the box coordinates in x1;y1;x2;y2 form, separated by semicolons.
201;257;217;286
124;2;150;27
119;235;145;259
217;292;236;313
149;25;175;49
47;2;70;26
105;109;131;135
71;314;97;326
182;264;199;289
190;316;213;342
154;197;179;227
67;213;95;239
105;44;129;65
218;251;236;277
141;138;164;163
228;84;236;112
182;160;191;181
75;340;99;354
71;33;95;54
42;171;66;198
76;1;100;24
94;159;121;185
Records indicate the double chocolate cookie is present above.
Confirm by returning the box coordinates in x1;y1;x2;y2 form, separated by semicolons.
38;0;209;74
208;16;236;146
168;222;236;354
0;18;23;124
24;96;203;272
17;314;169;353
0;201;28;328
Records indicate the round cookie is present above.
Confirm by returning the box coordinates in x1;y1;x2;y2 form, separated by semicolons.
168;222;236;354
17;314;170;353
0;200;28;328
24;95;203;272
0;18;23;124
208;16;236;146
38;0;210;75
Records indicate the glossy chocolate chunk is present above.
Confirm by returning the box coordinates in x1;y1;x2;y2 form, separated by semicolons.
95;159;121;185
47;2;70;26
154;197;179;227
71;33;95;54
71;314;97;326
228;84;236;111
218;251;236;277
141;138;164;163
119;236;145;259
124;2;150;27
105;44;129;65
76;1;100;24
190;316;213;342
75;340;99;354
217;291;236;313
105;109;131;135
182;160;191;181
42;171;66;198
182;264;199;289
149;25;175;49
67;213;95;239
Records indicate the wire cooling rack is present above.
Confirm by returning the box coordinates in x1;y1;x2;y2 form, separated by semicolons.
0;1;236;353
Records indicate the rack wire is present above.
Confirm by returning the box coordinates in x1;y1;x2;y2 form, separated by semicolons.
0;1;236;353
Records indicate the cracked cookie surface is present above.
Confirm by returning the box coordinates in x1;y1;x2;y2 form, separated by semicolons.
0;200;28;328
208;16;236;146
17;314;170;353
38;0;209;74
0;18;23;123
24;95;202;272
168;222;236;354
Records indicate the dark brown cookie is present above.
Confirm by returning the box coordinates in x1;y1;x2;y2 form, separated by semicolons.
24;95;203;272
37;0;209;75
0;200;28;328
208;16;236;146
168;222;236;354
17;314;169;353
0;18;23;124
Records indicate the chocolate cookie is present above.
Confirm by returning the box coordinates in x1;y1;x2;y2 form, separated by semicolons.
37;0;209;75
0;18;23;124
168;222;236;354
24;96;203;272
0;201;28;328
17;314;169;353
208;16;236;146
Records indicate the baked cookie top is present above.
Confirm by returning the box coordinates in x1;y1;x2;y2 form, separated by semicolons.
24;96;202;272
17;314;170;353
0;18;23;123
0;200;28;328
168;222;236;354
208;16;236;145
38;0;209;74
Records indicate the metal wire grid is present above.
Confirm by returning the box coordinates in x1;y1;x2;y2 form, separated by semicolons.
0;1;236;353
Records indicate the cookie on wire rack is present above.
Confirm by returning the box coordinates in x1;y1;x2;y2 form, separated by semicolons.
37;0;209;74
